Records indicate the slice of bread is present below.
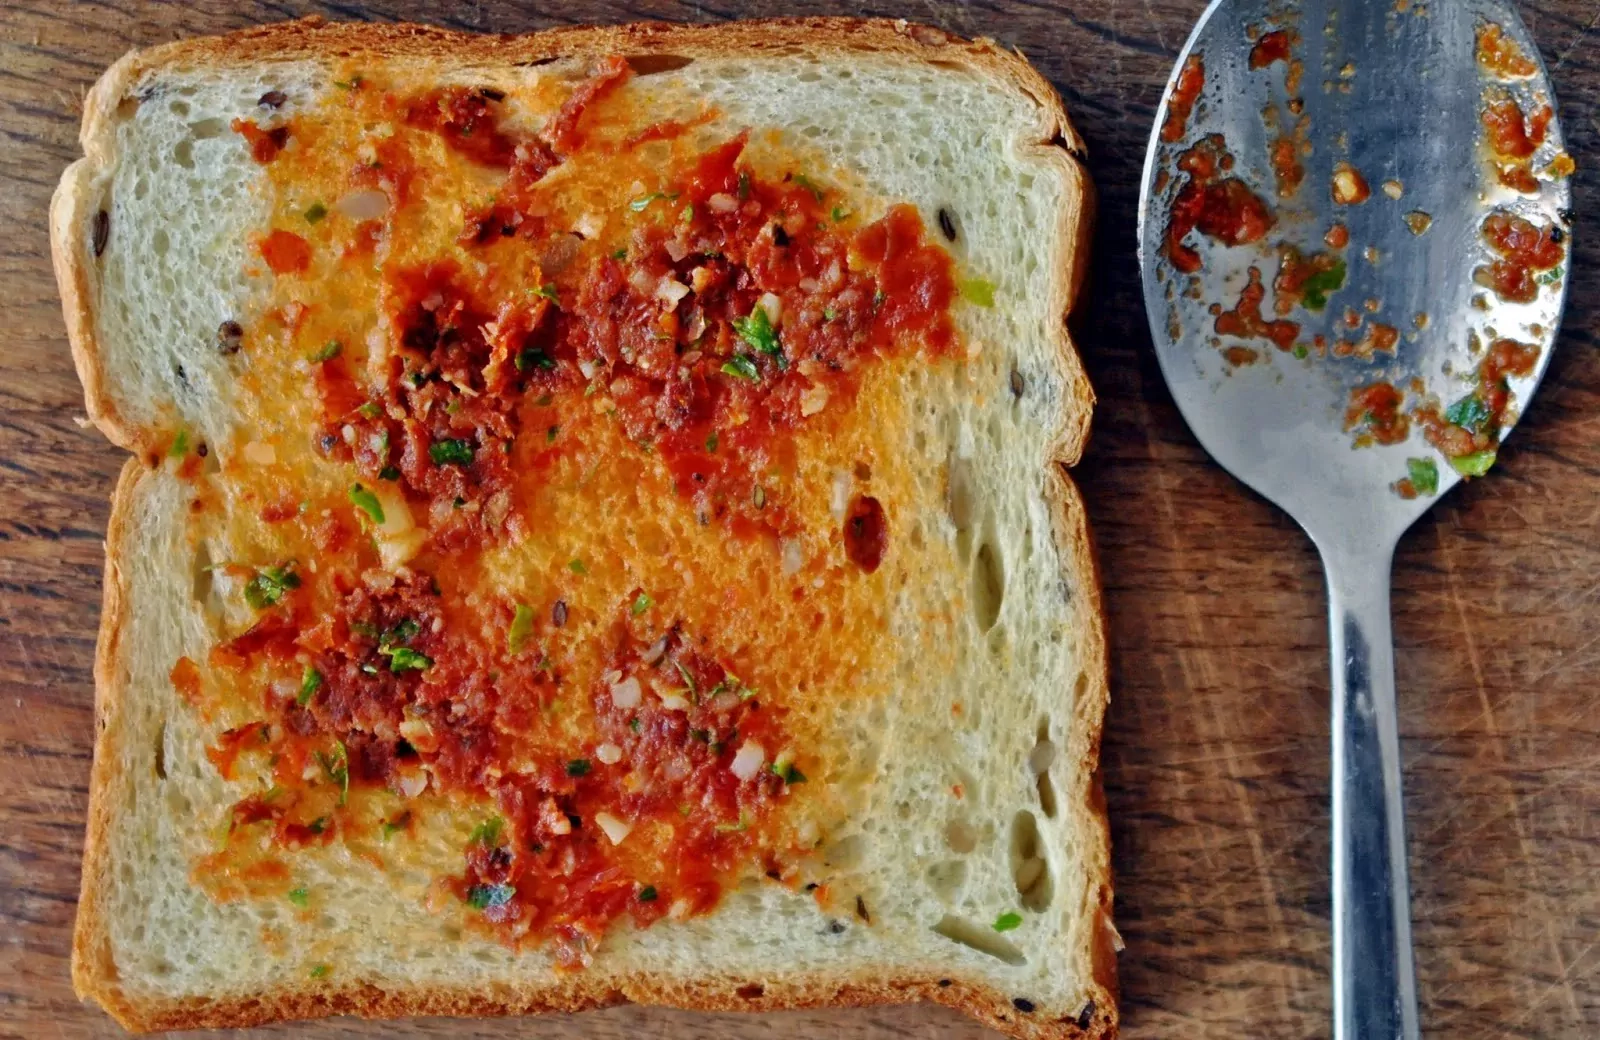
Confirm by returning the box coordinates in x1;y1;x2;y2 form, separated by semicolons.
53;17;1113;1039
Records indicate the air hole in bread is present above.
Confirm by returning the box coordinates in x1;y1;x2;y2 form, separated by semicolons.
945;819;977;854
152;228;170;257
945;455;975;539
736;983;765;999
173;138;194;169
153;721;166;780
192;541;215;606
1033;717;1059;820
823;833;865;870
970;541;1004;632
1010;810;1054;911
625;54;695;76
168;99;190;117
927;858;967;903
187;117;225;140
931;915;1026;966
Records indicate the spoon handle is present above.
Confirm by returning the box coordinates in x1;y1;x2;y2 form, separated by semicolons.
1324;545;1420;1040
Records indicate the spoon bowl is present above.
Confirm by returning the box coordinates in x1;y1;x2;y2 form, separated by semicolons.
1137;2;1570;1038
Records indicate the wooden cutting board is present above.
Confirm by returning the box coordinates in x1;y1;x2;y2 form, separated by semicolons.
2;2;1596;1037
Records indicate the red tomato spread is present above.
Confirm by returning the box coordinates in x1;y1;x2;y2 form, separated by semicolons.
1161;55;1206;143
1476;211;1564;303
1165;136;1275;273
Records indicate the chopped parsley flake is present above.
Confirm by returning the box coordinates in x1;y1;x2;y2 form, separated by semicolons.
831;204;848;222
705;431;719;453
311;340;341;362
566;758;592;777
467;883;515;910
304;202;328;224
721;354;760;381
316;740;350;806
168;429;189;458
468;815;505;848
1406;457;1439;496
1299;260;1347;311
959;278;998;308
993;911;1023;933
732;307;784;365
380;810;412;840
287;887;309;907
508;603;535;654
378;465;400;481
348;483;384;524
309;964;331;979
297;666;322;707
638;884;658;902
568;558;587;575
516;347;557;372
631;592;653;616
1444;391;1493;434
533;283;560;304
429;438;475;465
628;191;678;212
1450;449;1498;477
358;402;382;420
244;563;300;610
381;646;432;673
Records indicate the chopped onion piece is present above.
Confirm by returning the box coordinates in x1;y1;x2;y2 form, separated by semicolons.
800;383;830;417
609;675;642;709
242;441;276;465
336;188;389;221
641;635;669;665
708;192;738;213
656;276;690;307
658;689;691;712
596;742;623;765
830;470;851;520
757;292;783;326
398;768;428;798
730;741;766;780
595;811;633;845
781;538;804;576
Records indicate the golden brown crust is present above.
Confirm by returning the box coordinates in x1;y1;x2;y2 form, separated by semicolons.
71;457;142;1023
57;16;1110;1039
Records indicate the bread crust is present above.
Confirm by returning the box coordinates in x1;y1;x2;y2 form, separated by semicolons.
56;16;1112;1039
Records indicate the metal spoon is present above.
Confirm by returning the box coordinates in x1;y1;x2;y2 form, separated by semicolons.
1137;1;1571;1037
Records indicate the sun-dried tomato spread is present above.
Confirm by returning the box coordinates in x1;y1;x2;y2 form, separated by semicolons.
172;57;978;961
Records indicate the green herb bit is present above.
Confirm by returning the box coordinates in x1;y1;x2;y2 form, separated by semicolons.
959;278;998;308
705;431;719;453
831;204;848;223
380;810;412;840
771;752;806;785
631;592;653;617
316;741;349;806
244;563;301;610
1406;457;1439;496
721;354;760;381
381;646;432;673
792;173;826;201
287;887;310;907
1443;391;1493;434
629;717;642;733
737;170;751;200
568;558;587;575
993;911;1023;933
674;660;698;700
566;758;592;777
378;465;400;481
682;202;695;222
638;884;658;902
533;283;560;304
628;191;678;212
429;438;475;465
309;964;331;979
304;202;328;224
468;815;505;849
1292;343;1310;360
312;340;341;362
1450;449;1497;478
714;815;750;834
381;618;420;646
611;248;628;260
168;429;189;458
333;73;364;90
348;483;385;524
297;666;323;707
467;883;515;910
358;402;382;420
508;603;535;654
732;307;784;364
1299;259;1347;311
516;348;557;372
822;305;838;322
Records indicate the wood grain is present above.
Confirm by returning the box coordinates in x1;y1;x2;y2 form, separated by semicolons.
1;1;1597;1037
